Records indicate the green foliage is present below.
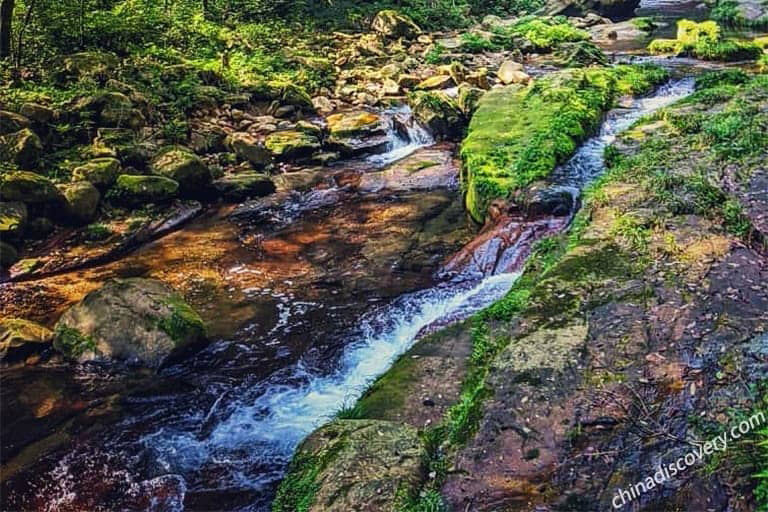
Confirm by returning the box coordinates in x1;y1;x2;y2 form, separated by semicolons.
460;32;500;53
82;223;113;242
492;15;590;52
648;19;763;61
53;324;96;358
272;451;322;512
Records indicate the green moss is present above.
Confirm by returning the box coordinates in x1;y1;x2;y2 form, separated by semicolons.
53;325;96;358
82;223;113;242
158;294;206;344
272;451;322;512
492;15;590;52
648;20;762;61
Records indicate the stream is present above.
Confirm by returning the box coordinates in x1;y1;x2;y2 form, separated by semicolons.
1;72;695;511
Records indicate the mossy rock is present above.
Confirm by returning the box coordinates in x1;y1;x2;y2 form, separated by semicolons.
247;81;314;112
72;157;121;188
110;174;179;205
0;201;28;236
264;130;321;160
60;51;119;78
61;181;101;224
371;9;422;39
0;110;31;136
0;128;43;168
151;147;211;196
53;278;206;368
212;172;276;202
225;132;274;169
326;111;385;138
274;419;426;512
409;90;465;140
0;241;19;268
457;83;485;116
0;317;53;361
0;171;63;205
19;103;55;124
415;75;455;91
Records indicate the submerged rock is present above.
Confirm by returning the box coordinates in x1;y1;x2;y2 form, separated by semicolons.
0;318;53;361
53;278;206;368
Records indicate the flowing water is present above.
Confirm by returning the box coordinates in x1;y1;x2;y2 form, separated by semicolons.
1;76;696;511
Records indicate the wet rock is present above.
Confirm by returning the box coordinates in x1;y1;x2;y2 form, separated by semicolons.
0;171;63;205
151;147;212;196
371;10;422;39
110;174;179;205
19;103;55;125
277;419;425;512
520;183;576;217
0;241;19;268
0;201;28;237
0;318;53;361
0;128;43;168
409;91;465;140
72;157;121;188
326;110;389;155
53;277;206;368
212;172;276;202
264;130;321;160
497;60;530;85
0;110;31;135
416;74;455;91
62;181;101;224
226;132;274;169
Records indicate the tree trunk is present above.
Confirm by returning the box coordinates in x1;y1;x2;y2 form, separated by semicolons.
0;0;14;59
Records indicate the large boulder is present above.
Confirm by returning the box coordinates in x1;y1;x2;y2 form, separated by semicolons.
371;10;422;39
544;0;640;19
53;278;206;368
73;92;145;129
19;103;55;125
0;111;31;135
0;171;63;204
264;130;321;160
0;318;53;361
497;60;530;85
226;132;274;169
0;201;28;237
409;91;465;140
151;147;212;196
0;241;19;268
0;128;43;168
457;83;485;116
60;51;119;79
212;172;276;202
62;181;101;224
275;420;426;512
110;174;179;205
72;157;121;188
326;110;389;155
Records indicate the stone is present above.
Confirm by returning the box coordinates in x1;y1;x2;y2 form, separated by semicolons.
409;91;465;140
212;172;276;202
544;0;641;19
397;74;421;89
371;10;422;39
0;241;19;268
110;174;179;205
53;278;206;368
312;96;335;113
416;75;455;91
466;68;491;89
277;419;426;512
62;181;101;224
0;128;43;168
60;51;119;78
0;201;28;236
72;157;121;188
437;61;468;85
497;60;529;85
151;147;212;196
189;126;227;154
0;110;31;135
226;132;274;169
381;78;401;96
0;318;53;361
20;103;55;124
326;111;386;138
457;83;485;116
0;171;63;204
264;130;321;160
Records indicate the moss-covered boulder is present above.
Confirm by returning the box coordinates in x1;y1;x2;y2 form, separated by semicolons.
0;110;31;135
53;278;206;368
60;51;119;79
110;174;179;205
212;172;276;202
72;157;121;188
151;147;212;196
274;419;426;512
0;241;19;268
225;132;274;169
0;128;43;168
0;201;28;237
415;75;455;91
0;171;63;205
0;318;53;361
371;10;422;39
19;103;55;125
247;80;315;112
326;110;385;138
265;130;321;160
62;181;100;224
648;20;762;61
409;91;465;140
457;83;485;116
73;91;145;129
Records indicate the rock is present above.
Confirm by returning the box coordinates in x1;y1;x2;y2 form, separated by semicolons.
74;92;145;129
497;60;529;85
312;96;335;113
437;61;468;85
53;278;206;368
521;183;576;217
110;174;179;205
60;51;119;79
372;10;422;39
0;201;28;237
19;103;55;125
93;127;154;167
276;420;426;512
0;318;53;361
409;91;465;140
264;130;321;160
544;0;640;19
190;126;227;154
0;171;63;204
248;81;315;112
26;217;55;239
326;111;386;138
273;169;326;191
295;120;324;138
466;68;491;89
416;75;455;91
397;74;421;89
226;132;274;169
62;181;101;224
212;172;276;202
72;157;121;188
311;152;340;166
381;78;401;96
457;84;485;116
151;147;212;196
0;241;19;268
0;128;43;168
0;110;31;135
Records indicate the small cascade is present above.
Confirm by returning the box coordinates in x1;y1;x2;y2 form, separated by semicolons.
365;105;434;166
